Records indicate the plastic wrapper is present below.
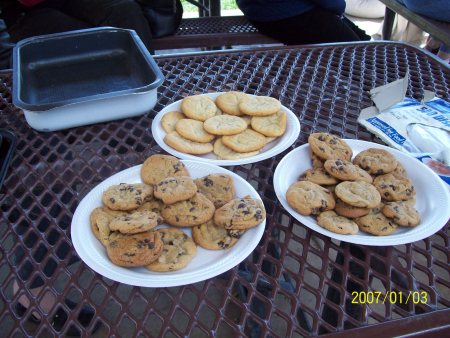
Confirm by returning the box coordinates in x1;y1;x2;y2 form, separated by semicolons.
358;75;450;185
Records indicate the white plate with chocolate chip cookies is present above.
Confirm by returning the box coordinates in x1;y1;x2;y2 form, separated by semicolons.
71;156;266;287
151;92;300;166
274;137;450;246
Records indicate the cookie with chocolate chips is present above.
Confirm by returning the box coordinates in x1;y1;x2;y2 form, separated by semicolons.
146;228;197;272
355;207;398;236
353;148;398;175
141;154;190;185
109;210;163;234
102;183;153;211
373;173;416;201
214;197;266;230
154;176;197;204
192;219;242;250
324;159;373;183
382;201;420;227
308;133;353;161
106;230;163;267
317;210;359;235
286;181;335;216
299;167;340;186
335;181;381;208
194;173;235;208
161;192;215;227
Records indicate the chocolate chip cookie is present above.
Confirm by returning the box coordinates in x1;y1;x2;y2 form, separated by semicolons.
355;208;398;236
146;228;197;272
382;201;420;226
353;148;398;175
299;167;340;185
106;231;163;267
308;133;353;161
102;183;153;211
286;181;335;216
334;198;371;219
161;192;215;227
192;219;241;250
324;159;373;183
141;154;189;185
335;181;381;208
373;173;416;201
154;176;198;205
109;210;163;234
214;197;266;230
194;173;235;208
317;211;359;235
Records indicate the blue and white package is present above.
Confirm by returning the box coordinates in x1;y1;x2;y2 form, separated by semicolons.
358;88;450;186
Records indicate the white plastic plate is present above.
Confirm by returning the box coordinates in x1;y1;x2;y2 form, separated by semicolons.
71;160;266;287
274;139;450;246
151;92;300;166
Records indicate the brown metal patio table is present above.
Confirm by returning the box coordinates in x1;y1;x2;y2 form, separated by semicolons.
0;41;449;337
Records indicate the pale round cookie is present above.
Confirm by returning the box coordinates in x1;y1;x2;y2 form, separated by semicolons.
181;95;217;121
335;181;381;208
241;115;252;126
239;95;281;116
317;211;359;235
222;129;266;153
161;111;185;133
102;183;154;211
213;138;259;160
161;192;215;227
265;136;278;144
334;199;371;219
106;231;163;267
250;110;287;137
324;159;373;183
353;148;398;175
286;181;335;216
164;131;213;155
382;201;421;227
299;167;340;185
215;91;248;116
146;228;197;272
203;115;247;136
109;210;163;234
154;176;198;204
194;173;235;208
308;133;353;161
141;154;189;185
174;118;215;143
214;197;266;230
373;173;416;201
355;209;398;236
192;219;240;250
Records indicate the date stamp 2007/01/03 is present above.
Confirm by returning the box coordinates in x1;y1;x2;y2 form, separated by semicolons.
351;291;429;305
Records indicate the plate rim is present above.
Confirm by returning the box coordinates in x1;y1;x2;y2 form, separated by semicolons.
71;160;266;287
273;139;450;246
151;92;300;166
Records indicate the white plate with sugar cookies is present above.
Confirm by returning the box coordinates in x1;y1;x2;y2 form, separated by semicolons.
71;160;266;287
151;92;301;166
273;139;450;246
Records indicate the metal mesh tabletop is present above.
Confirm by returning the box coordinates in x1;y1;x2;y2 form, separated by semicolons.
0;42;449;337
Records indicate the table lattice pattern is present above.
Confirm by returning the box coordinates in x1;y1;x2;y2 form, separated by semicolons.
0;42;449;337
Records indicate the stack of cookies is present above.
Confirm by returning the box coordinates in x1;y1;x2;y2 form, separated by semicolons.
286;133;420;236
90;154;266;271
161;92;287;160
